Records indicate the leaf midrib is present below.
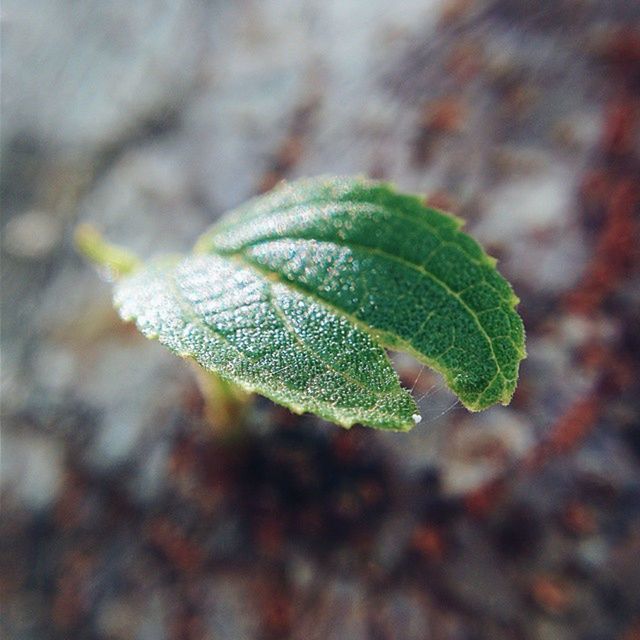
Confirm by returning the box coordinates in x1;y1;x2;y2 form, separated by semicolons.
217;239;511;404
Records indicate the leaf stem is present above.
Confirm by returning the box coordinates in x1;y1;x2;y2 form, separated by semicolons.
74;224;141;278
193;366;252;438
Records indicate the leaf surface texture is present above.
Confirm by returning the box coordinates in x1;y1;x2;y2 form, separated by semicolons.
114;177;526;429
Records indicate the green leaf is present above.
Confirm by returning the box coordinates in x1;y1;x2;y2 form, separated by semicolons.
197;177;526;412
115;254;419;430
83;176;526;431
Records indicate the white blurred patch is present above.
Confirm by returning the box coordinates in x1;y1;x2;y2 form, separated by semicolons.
475;164;589;292
440;408;534;496
1;431;64;509
478;167;574;242
3;210;63;259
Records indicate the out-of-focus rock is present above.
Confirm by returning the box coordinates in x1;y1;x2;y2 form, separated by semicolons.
292;579;368;640
3;209;63;259
202;573;261;640
0;430;65;509
374;589;431;640
2;0;205;151
440;409;534;496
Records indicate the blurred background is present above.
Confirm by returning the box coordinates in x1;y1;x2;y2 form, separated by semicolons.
2;1;640;639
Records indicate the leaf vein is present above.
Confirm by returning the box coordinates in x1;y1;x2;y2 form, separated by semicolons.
233;238;510;398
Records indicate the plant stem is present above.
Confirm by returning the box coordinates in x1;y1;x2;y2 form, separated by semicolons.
193;366;252;438
74;224;141;278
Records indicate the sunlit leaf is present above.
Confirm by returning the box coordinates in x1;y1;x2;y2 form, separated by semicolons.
83;176;526;430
